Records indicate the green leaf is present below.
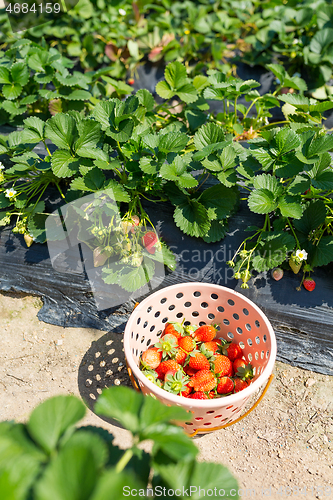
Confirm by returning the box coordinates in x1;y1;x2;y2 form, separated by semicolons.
278;195;303;219
0;67;11;84
136;89;155;111
27;395;86;454
312;171;333;190
199;184;238;219
194;123;225;150
147;425;199;461
23;117;45;143
311;236;333;267
293;200;326;234
266;63;286;85
278;94;309;110
139;396;189;432
2;100;27;116
274;128;300;155
103;180;130;202
202;219;227;243
118;259;155;292
11;62;29;86
139;157;158;175
220;145;236;169
61;89;92;101
0;194;10;209
51;150;79;178
159;132;188;153
45;114;78;150
287;175;310;195
308;135;333;157
252;235;291;272
310;27;333;54
0;454;40;500
155;80;174;100
75;120;101;153
106;119;133;143
3;83;22;100
184;109;207;132
174;200;210;238
248;189;278;214
95;386;142;434
164;61;188;89
160;156;197;188
250;147;275;169
253;174;283;196
62;430;108;470
35;445;97;500
90;469;143;500
83;167;106;191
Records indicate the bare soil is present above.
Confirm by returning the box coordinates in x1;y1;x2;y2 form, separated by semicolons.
0;291;332;499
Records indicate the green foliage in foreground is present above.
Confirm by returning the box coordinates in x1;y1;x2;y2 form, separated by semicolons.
0;386;239;500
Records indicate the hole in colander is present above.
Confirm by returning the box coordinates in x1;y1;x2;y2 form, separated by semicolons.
228;299;235;306
214;415;223;418
176;312;183;318
150;325;155;332
246;323;251;331
184;301;192;308
143;321;148;328
176;292;184;298
223;319;230;325
168;304;175;311
233;313;239;320
160;298;167;304
222;418;228;422
147;306;152;313
154;311;160;318
184;321;190;326
226;405;233;410
146;339;151;347
266;350;269;358
239;342;245;349
217;306;224;313
135;333;139;341
131;331;134;339
236;327;243;334
263;334;267;342
195;417;203;421
206;410;215;414
261;350;265;359
255;320;260;328
137;318;141;325
211;293;218;300
193;291;201;297
232;407;238;412
156;330;162;337
247;338;252;346
253;366;257;375
255;352;259;360
132;348;135;354
227;332;234;339
255;336;260;344
141;336;145;343
185;422;193;425
162;317;168;323
243;308;249;316
199;321;206;326
135;349;139;357
216;325;221;331
192;311;199;317
248;353;252;361
201;302;208;309
204;422;212;426
208;313;215;320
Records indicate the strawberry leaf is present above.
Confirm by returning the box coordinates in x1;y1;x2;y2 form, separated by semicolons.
174;199;210;238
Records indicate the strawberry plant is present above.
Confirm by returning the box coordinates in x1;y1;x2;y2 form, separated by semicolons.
0;386;239;499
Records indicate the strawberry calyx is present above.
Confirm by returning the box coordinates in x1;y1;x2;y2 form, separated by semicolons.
235;363;254;381
155;334;178;358
164;370;189;394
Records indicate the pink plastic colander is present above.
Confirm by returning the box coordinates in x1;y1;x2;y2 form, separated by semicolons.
124;282;277;436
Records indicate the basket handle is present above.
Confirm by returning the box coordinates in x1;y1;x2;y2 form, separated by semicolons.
187;374;274;438
126;359;141;392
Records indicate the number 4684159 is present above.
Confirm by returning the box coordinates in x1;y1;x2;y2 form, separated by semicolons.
6;3;61;13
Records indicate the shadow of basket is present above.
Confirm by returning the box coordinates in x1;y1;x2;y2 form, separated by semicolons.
78;330;132;428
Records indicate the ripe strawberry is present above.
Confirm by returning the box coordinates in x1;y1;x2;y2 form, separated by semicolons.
128;78;135;85
189;369;216;392
175;348;187;365
190;392;209;399
188;352;210;371
303;277;316;291
217;376;235;394
212;355;232;376
208;391;216;399
234;378;249;392
184;365;198;377
233;358;246;372
141;347;162;369
194;325;217;342
158;359;181;375
178;335;196;352
142;231;158;254
226;343;243;362
202;340;222;355
289;258;301;274
163;322;183;339
180;384;192;398
271;268;284;281
234;360;254;380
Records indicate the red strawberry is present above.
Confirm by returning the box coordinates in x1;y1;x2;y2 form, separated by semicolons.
190;392;209;399
303;278;316;291
234;378;250;392
158;359;181;375
226;343;243;362
212;355;232;376
163;322;183;339
141;347;162;369
184;365;198;377
189;369;216;392
128;78;135;85
233;358;246;372
180;384;192;398
202;340;221;355
217;376;235;394
194;325;217;342
188;352;210;371
175;349;187;365
142;231;158;254
208;391;216;399
178;335;196;352
271;268;284;281
234;360;254;380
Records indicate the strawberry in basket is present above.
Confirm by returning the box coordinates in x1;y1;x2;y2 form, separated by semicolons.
140;319;255;399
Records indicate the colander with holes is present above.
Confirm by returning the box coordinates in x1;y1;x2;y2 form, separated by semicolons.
124;282;277;436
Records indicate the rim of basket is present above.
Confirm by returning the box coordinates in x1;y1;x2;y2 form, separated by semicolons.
124;282;277;408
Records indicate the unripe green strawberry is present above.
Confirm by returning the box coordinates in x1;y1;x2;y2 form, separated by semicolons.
271;268;283;281
289;258;301;274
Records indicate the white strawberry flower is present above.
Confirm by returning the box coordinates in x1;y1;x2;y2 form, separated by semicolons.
5;188;17;198
0;162;4;170
119;8;126;15
296;249;308;261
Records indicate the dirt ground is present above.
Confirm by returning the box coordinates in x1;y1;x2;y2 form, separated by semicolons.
0;291;332;499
